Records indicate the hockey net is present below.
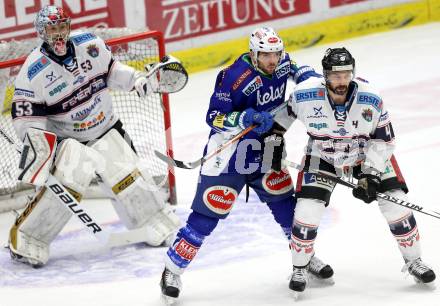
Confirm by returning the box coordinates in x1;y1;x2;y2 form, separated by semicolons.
0;29;176;211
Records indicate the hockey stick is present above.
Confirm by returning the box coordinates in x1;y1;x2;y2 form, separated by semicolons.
283;159;440;220
146;55;188;94
1;128;153;247
154;101;289;169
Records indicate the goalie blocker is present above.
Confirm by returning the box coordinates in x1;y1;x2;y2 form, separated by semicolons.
9;128;180;266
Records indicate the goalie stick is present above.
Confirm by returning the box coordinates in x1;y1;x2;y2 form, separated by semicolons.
154;101;289;169
0;128;158;248
283;159;440;220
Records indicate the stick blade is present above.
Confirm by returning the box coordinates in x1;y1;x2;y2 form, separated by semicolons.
154;150;201;169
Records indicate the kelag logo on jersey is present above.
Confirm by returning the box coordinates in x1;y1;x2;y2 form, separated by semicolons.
295;88;325;103
275;61;290;79
357;92;382;111
28;56;50;80
242;76;263;96
257;83;285;106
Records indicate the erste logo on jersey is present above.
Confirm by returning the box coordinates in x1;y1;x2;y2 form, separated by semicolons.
295;88;325;103
71;33;96;46
257;83;285;106
357;92;382;112
203;186;237;214
262;169;293;195
28;56;50;80
242;76;263;96
275;61;290;79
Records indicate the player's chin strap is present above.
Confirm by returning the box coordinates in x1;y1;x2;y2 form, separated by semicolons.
145;55;188;94
0;128;163;248
154;100;289;170
283;159;440;220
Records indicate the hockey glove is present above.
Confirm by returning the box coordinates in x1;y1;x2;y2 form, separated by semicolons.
291;65;321;84
238;108;274;135
352;173;381;204
134;72;159;98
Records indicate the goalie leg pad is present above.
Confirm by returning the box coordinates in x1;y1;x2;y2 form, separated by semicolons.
92;129;179;245
9;187;72;266
9;139;100;265
378;189;421;261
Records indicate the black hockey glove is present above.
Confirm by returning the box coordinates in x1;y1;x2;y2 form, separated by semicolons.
262;123;286;172
352;173;381;204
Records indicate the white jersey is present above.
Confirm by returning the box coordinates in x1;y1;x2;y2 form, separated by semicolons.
276;76;395;172
12;31;138;142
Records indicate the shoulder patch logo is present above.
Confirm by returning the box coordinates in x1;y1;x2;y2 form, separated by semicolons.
71;33;96;46
28;56;50;80
275;61;290;79
86;44;99;58
357;92;382;112
295;88;325;103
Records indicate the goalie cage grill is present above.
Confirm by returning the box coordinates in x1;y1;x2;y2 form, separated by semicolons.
0;29;176;212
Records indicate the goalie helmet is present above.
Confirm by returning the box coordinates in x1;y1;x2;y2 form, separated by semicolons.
322;47;355;76
249;27;284;69
35;5;71;56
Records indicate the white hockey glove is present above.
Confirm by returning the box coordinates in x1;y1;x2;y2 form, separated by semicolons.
144;55;188;94
134;72;159;98
17;128;57;186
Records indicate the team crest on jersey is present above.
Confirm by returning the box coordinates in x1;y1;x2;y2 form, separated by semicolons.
203;186;237;215
262;169;293;195
86;44;99;58
357;92;382;112
362;108;373;122
295;88;325;103
28;56;50;80
242;76;263;96
333;127;349;136
275;61;290;79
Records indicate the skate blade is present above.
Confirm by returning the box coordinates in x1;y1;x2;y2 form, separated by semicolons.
290;290;303;301
308;274;335;287
161;294;178;305
413;277;437;290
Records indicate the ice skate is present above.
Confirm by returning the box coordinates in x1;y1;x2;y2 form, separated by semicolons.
289;266;308;300
160;268;182;305
403;258;436;287
309;255;335;286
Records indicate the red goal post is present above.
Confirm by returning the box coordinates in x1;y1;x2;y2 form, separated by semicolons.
0;30;177;210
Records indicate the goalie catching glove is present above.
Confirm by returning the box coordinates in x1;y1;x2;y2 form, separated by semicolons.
134;55;188;97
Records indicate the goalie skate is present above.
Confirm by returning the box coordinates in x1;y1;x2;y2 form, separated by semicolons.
160;268;182;305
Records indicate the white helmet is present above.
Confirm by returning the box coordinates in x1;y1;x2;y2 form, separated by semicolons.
249;27;284;68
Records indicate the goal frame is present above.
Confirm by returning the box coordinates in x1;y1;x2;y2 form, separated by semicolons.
0;30;177;205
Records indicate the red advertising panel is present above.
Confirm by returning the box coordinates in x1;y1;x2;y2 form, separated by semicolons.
146;0;311;42
0;0;126;41
330;0;369;7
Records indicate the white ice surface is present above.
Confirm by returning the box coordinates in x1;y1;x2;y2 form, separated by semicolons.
1;23;440;306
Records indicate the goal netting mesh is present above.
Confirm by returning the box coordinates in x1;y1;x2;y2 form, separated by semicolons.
0;28;176;210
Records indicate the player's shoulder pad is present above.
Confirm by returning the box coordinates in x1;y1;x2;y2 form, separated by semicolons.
355;79;383;112
70;31;98;46
25;47;51;81
293;77;325;103
218;56;255;91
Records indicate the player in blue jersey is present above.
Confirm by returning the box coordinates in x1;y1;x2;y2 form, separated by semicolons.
160;27;333;303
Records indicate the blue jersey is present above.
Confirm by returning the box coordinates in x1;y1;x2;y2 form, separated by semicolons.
201;53;317;175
